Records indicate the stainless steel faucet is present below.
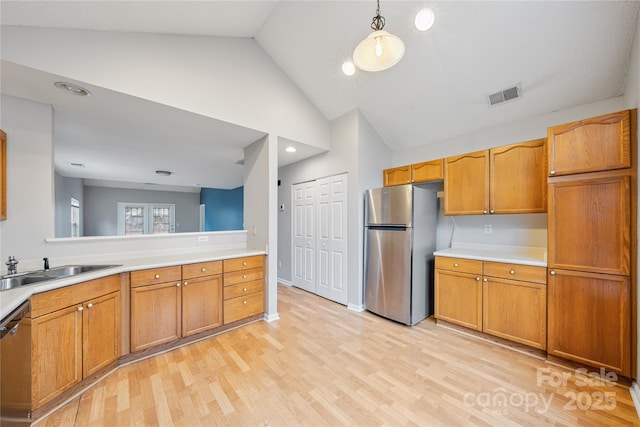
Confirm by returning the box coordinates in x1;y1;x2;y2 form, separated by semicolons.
6;256;18;275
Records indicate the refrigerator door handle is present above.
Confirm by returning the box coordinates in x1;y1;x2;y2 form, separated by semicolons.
367;225;408;231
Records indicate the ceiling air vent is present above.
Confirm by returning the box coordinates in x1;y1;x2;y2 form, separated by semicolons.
486;83;522;108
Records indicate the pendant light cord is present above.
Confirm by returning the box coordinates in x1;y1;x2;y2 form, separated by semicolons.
371;0;386;31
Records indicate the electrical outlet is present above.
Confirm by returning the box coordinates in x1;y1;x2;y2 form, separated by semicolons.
484;225;492;234
198;235;208;242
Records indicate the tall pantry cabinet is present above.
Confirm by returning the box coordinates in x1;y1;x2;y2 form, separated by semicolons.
547;109;637;377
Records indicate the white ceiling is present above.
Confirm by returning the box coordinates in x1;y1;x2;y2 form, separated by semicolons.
1;1;639;189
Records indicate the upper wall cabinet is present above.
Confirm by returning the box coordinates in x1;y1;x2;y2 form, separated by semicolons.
444;138;547;215
383;159;443;186
547;110;632;177
1;129;5;221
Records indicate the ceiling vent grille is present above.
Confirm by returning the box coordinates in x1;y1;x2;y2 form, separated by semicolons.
487;83;522;107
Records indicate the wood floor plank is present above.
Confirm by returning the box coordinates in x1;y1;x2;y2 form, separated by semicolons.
37;284;640;426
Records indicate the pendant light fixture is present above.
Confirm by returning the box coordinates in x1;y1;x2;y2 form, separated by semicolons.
352;0;405;72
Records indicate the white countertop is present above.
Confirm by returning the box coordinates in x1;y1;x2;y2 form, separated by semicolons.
0;248;265;321
434;243;547;267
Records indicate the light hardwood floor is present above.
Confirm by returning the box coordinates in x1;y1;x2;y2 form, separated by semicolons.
38;285;640;426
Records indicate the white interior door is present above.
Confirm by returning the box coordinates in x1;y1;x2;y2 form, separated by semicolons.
292;181;316;292
316;174;348;304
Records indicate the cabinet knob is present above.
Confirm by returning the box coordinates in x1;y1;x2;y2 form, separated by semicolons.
243;288;247;292
550;170;556;175
243;274;247;279
77;306;83;312
476;277;481;281
509;270;516;275
155;274;160;279
176;282;181;287
243;300;247;305
87;303;93;308
490;210;495;214
453;263;459;268
201;268;206;272
550;270;556;276
483;210;488;214
483;278;488;282
184;281;188;286
243;262;247;266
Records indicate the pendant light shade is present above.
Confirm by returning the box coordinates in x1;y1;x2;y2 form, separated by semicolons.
352;0;404;72
353;30;405;72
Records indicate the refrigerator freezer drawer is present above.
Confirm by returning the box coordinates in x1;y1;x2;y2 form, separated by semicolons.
364;227;412;324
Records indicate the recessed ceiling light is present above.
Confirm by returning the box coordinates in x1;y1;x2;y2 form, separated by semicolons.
285;146;297;153
155;170;172;176
341;61;356;76
54;81;91;96
415;8;435;31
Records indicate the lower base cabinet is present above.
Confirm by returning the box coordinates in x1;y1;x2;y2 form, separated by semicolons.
223;256;266;324
548;268;631;376
434;269;482;331
130;281;182;352
30;276;120;409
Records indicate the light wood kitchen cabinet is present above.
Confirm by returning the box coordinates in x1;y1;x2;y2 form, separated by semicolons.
444;139;546;215
130;262;223;351
547;110;633;177
444;150;489;215
434;257;483;331
548;170;631;276
182;262;223;337
223;256;265;324
489;139;547;214
30;275;120;408
482;265;547;350
548;269;630;375
383;159;443;186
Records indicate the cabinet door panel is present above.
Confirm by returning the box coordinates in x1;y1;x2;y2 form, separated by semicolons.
130;282;181;352
32;306;82;408
383;165;411;186
547;110;632;176
412;159;443;183
224;292;264;324
548;172;631;275
490;139;547;214
548;269;630;376
182;275;222;336
483;277;546;350
434;269;482;330
444;151;489;215
83;291;120;378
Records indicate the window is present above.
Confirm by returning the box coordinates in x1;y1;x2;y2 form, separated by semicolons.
117;202;175;235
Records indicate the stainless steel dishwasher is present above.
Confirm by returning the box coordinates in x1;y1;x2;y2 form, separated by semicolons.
0;300;32;426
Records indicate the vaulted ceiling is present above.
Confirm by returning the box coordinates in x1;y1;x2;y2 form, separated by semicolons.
1;1;638;188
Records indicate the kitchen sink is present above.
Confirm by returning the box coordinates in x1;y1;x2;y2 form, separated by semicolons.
1;264;120;292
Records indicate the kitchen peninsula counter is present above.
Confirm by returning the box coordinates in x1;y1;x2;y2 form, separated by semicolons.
434;243;547;267
0;247;265;320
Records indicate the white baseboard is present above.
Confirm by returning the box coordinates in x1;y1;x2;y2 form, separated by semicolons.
263;312;280;322
630;381;640;419
347;303;365;312
278;278;292;287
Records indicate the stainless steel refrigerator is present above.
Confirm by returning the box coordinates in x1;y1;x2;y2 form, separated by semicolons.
364;184;438;325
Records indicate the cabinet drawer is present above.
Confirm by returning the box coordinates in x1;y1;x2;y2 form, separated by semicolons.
224;292;264;324
31;275;120;318
223;267;264;286
182;261;222;279
130;266;181;288
224;256;264;272
224;280;264;300
435;257;483;275
483;262;547;284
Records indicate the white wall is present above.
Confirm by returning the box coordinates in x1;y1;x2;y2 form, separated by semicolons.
244;135;278;320
623;6;640;382
54;172;83;238
1;26;330;150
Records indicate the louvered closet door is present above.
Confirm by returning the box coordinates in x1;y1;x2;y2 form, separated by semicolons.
292;181;316;292
316;174;348;305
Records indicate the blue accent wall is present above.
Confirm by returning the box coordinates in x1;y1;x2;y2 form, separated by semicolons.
200;186;244;231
